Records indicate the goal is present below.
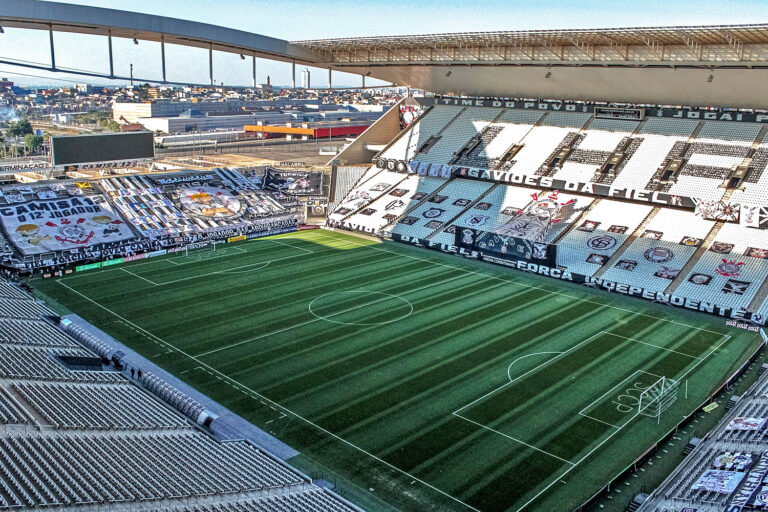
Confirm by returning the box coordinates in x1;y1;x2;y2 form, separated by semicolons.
638;376;679;419
183;240;217;257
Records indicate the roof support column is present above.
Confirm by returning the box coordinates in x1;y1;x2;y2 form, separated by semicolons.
328;67;332;89
48;25;56;70
209;44;213;85
291;60;296;88
161;36;166;82
107;31;114;77
362;74;365;88
252;54;256;88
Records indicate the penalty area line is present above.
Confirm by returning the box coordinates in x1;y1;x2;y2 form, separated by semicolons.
452;412;575;466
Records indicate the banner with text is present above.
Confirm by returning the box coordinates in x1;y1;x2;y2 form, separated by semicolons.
0;195;135;255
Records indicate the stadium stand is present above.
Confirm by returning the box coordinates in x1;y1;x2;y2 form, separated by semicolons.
339;175;445;233
555;200;654;277
599;208;714;293
0;279;359;511
0;167;301;274
389;178;493;239
427;184;542;246
329;101;768;322
328;169;408;224
417;107;502;165
639;359;768;512
379;105;463;161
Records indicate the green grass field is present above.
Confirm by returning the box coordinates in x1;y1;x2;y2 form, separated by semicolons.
32;229;762;512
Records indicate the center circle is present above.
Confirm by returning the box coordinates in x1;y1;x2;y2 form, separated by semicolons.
308;290;413;326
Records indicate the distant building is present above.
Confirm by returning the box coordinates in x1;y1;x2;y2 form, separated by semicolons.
301;69;311;89
135;109;293;134
0;78;14;91
75;84;94;94
112;97;321;123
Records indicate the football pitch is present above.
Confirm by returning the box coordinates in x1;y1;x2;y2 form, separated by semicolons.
32;229;762;512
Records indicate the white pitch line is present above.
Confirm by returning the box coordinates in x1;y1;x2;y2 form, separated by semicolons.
604;331;703;360
453;412;575;465
196;272;470;357
54;279;481;512
453;332;605;416
309;231;727;336
120;268;158;286
578;412;622;429
217;261;271;274
507;352;563;382
511;331;731;512
167;246;248;265
263;238;314;254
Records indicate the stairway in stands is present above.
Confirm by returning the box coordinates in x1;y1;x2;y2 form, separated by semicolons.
664;221;724;295
689;120;706;140
592;206;661;280
755;125;768;147
747;269;768;313
373;104;434;161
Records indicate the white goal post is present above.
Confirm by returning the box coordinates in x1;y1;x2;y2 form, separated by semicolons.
183;240;217;257
638;376;679;419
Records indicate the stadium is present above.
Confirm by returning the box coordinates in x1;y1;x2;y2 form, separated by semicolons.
0;1;767;512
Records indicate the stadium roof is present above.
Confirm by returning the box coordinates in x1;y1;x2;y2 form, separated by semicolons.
294;24;768;108
295;24;768;56
3;2;768;107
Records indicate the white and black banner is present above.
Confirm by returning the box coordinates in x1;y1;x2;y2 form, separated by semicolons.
0;195;135;255
453;167;695;209
262;169;323;196
390;230;768;325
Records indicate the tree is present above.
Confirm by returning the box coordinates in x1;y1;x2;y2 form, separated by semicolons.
99;119;121;132
6;119;33;137
23;134;44;153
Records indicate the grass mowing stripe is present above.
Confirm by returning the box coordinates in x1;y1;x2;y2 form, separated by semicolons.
287;286;558;417
198;271;473;359
213;266;469;374
269;281;550;407
127;251;423;347
33;229;759;512
314;299;603;433
310;231;728;337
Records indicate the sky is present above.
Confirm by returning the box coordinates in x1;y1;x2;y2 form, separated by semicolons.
1;0;768;87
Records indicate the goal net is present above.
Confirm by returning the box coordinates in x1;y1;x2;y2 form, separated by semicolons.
638;376;679;418
183;240;217;257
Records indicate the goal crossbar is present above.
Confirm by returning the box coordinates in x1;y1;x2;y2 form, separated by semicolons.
638;376;679;418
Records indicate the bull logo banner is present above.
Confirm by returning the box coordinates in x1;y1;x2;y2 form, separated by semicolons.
0;195;135;255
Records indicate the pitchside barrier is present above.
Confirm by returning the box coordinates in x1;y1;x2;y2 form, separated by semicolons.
377;228;768;326
71;225;298;273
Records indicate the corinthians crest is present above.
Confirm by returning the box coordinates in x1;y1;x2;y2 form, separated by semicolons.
715;259;744;277
495;190;575;242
